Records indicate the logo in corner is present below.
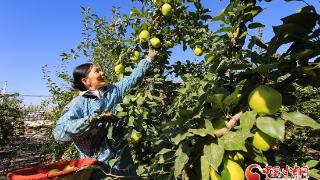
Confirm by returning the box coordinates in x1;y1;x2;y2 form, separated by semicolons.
245;164;262;180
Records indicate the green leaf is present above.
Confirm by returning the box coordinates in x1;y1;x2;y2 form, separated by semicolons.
117;111;127;117
155;148;173;157
128;116;134;127
171;132;193;145
107;126;113;139
201;14;212;21
228;64;251;70
179;108;195;118
281;112;320;129
122;96;131;105
200;155;210;180
240;111;257;130
265;36;281;59
212;8;225;21
246;145;268;164
207;93;225;108
252;63;279;73
248;37;255;49
248;22;265;29
188;129;209;137
218;129;253;151
248;36;268;49
281;11;318;30
115;104;123;112
273;23;309;41
108;158;118;168
215;27;233;33
305;160;319;168
77;165;103;172
256;117;285;141
136;165;147;176
239;31;248;39
222;86;241;108
204;119;215;132
136;96;144;106
174;144;190;178
203;143;224;171
255;38;267;49
290;48;319;60
253;152;268;164
309;169;320;179
237;3;254;11
248;7;262;17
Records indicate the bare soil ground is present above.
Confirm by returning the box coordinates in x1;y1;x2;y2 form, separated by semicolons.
0;120;52;179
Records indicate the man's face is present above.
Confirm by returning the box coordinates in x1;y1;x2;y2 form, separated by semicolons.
82;65;106;90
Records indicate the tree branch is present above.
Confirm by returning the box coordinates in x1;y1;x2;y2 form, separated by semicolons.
179;111;244;178
213;111;243;138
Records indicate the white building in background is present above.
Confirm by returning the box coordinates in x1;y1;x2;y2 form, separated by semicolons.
25;111;47;121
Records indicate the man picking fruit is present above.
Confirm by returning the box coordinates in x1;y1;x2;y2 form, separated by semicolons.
53;46;157;177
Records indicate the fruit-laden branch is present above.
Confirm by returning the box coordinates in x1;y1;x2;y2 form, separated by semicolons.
179;111;244;180
213;111;243;137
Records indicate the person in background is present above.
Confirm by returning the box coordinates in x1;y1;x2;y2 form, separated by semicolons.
53;46;157;178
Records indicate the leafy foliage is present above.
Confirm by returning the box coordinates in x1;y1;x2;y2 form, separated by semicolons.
290;83;320;121
43;0;320;179
41;64;79;161
0;94;25;144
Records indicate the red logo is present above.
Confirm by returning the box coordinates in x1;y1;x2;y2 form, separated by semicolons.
245;164;262;180
245;163;309;180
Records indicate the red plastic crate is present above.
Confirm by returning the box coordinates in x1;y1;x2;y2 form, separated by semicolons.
7;158;98;180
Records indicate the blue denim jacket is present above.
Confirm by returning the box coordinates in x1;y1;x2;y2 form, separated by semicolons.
53;59;150;174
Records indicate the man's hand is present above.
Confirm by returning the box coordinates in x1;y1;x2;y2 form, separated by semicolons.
91;112;119;124
147;44;158;61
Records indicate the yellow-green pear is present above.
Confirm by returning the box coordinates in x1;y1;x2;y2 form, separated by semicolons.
194;47;203;56
114;64;125;75
150;37;161;48
139;30;150;42
248;85;282;115
162;3;172;16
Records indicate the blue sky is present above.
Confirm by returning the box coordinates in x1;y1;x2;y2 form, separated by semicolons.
0;0;318;105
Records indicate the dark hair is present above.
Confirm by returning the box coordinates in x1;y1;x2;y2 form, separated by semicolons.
72;63;93;91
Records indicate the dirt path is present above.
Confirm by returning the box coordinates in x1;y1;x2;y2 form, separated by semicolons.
0;121;52;178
